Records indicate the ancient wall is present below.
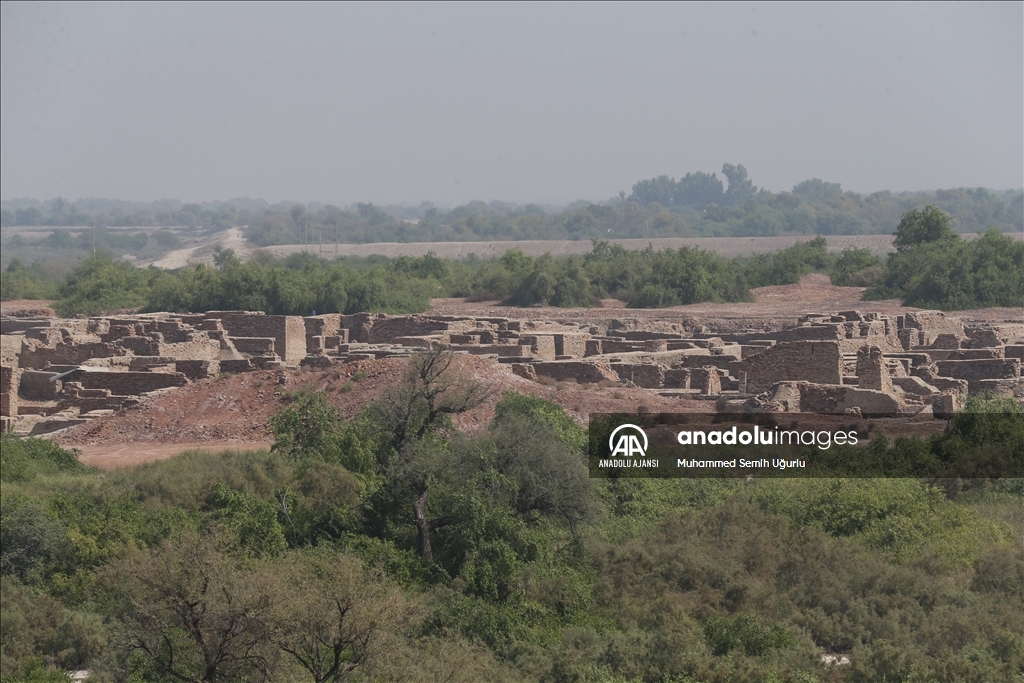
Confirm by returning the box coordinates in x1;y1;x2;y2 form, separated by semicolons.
175;360;220;381
18;341;127;369
521;335;556;361
903;311;965;346
553;333;588;358
79;371;188;394
19;370;61;400
533;361;620;384
741;341;843;393
856;345;892;393
934;358;1021;393
209;313;306;364
610;363;665;388
690;367;721;395
796;383;904;415
230;337;276;355
362;316;452;344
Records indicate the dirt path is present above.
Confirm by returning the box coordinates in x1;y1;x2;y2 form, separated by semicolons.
146;227;252;268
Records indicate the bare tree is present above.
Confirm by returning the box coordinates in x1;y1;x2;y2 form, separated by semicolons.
103;530;279;683
371;347;494;562
271;553;404;683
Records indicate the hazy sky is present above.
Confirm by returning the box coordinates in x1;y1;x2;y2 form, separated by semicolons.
2;2;1021;205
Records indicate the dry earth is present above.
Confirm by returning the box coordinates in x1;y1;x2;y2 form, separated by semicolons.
135;230;1021;268
1;299;58;317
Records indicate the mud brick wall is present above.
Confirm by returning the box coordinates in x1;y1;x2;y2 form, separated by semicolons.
362;316;452;344
596;339;646;353
680;355;733;371
220;359;255;374
230;337;276;355
610;363;665;388
1;334;23;363
175;360;220;380
690;367;720;395
1;392;16;418
964;329;1000;348
214;314;306;364
1;318;58;335
533;361;620;384
520;335;556;360
903;311;964;346
664;368;690;388
18;342;128;369
450;344;529;357
304;315;344;352
856;346;892;393
796;383;904;415
772;324;845;343
978;378;1024;398
25;327;67;344
893;376;940;397
553;334;588;358
0;365;20;394
18;370;61;400
155;334;220;361
118;336;161;356
129;357;177;371
741;341;842;394
79;371;188;395
1006;345;1024;360
934;358;1021;394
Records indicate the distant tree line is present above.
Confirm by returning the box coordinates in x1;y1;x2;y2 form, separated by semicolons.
3;167;1021;250
2;207;1020;314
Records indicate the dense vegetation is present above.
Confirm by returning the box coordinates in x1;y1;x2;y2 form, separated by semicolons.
6;211;1021;315
865;206;1024;309
3;167;1021;253
2;355;1022;682
3;237;881;317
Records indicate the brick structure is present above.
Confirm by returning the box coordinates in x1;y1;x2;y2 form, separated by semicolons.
533;361;619;384
18;370;61;400
78;371;188;394
204;312;307;364
553;333;588;358
934;358;1021;394
740;341;843;393
610;363;666;388
175;360;220;381
690;367;721;395
856;345;892;393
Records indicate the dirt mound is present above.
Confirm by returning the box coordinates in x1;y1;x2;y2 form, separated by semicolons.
54;353;704;468
1;299;57;317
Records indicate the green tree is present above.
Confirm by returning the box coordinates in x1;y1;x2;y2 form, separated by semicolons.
892;204;957;253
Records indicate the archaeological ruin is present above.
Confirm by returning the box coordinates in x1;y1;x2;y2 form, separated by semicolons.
2;307;1022;435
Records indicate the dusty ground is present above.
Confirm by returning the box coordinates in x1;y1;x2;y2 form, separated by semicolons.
38;275;1024;468
1;299;58;317
430;274;1022;326
133;230;1020;268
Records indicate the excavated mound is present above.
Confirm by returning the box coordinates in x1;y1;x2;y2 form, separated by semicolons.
54;353;704;468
